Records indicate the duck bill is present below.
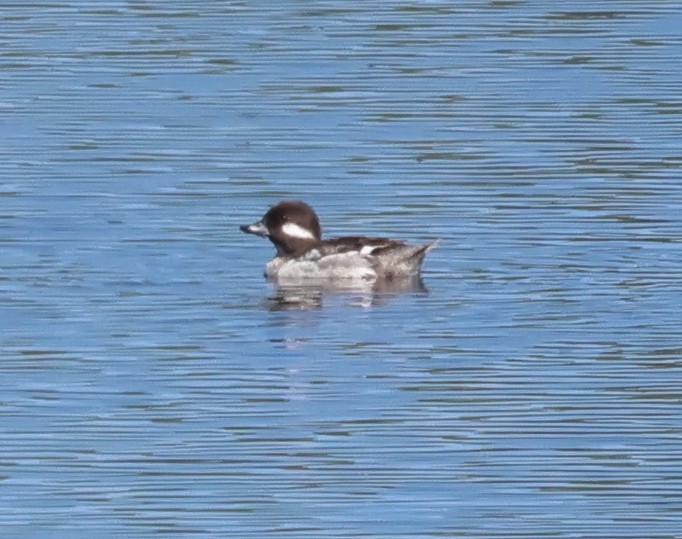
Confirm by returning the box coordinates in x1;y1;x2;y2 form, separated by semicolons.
239;220;269;237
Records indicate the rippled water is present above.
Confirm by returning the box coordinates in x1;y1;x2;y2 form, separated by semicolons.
2;1;681;538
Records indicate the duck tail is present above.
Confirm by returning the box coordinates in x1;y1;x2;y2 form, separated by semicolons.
409;239;440;262
376;239;439;279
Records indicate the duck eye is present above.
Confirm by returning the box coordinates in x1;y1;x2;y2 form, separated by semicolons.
281;215;288;222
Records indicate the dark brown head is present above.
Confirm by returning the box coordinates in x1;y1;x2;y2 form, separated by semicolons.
240;200;322;255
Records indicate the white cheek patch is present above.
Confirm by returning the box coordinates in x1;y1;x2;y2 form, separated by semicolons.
281;222;316;240
360;245;377;255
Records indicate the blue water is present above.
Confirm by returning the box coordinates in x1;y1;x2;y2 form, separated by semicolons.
1;2;681;538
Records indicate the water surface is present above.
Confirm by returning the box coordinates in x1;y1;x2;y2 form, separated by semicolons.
1;1;681;538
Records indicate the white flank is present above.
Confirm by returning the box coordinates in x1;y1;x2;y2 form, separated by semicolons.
281;222;316;240
275;252;376;283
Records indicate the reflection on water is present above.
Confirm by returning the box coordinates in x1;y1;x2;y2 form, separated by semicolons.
1;1;682;538
266;276;428;311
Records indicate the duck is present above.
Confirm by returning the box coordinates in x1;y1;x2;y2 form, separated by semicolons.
240;200;438;283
